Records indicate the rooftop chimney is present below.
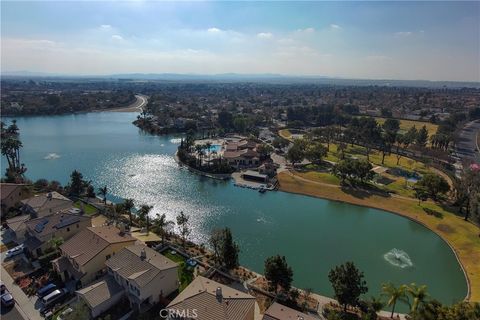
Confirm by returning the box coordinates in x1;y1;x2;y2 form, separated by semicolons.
140;248;147;260
216;287;223;302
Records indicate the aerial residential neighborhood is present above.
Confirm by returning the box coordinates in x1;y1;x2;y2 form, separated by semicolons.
1;1;480;320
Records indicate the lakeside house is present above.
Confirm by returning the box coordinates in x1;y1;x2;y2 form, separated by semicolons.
105;244;179;311
223;139;260;168
263;302;319;320
167;275;256;320
21;191;73;219
52;226;136;286
0;183;31;216
76;244;179;317
23;209;91;258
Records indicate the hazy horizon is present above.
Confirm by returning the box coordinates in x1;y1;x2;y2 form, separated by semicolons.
1;1;479;82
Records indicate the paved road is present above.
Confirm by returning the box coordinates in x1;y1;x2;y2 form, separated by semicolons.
1;305;24;320
456;120;480;164
1;252;42;320
132;94;148;111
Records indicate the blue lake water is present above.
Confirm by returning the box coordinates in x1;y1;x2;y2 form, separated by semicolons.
1;112;467;309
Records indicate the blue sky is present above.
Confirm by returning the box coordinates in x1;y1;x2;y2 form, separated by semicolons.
1;1;479;81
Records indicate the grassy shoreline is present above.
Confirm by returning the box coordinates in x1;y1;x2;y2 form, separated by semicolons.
277;170;480;302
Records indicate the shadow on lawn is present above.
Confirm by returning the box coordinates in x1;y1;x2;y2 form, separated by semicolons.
340;183;392;200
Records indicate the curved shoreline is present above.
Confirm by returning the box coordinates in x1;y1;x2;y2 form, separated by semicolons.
278;171;478;302
173;151;232;180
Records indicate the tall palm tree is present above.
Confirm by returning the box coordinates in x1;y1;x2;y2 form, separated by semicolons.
123;198;135;228
98;186;108;204
194;144;203;166
138;205;153;234
338;142;347;160
407;283;428;313
48;237;64;252
382;283;408;318
205;142;212;167
153;213;174;245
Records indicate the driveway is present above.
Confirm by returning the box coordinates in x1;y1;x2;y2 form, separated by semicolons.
1;252;42;320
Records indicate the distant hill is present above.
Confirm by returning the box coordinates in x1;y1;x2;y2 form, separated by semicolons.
1;71;479;88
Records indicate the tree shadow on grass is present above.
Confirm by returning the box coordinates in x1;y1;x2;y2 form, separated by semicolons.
340;183;392;200
423;207;444;219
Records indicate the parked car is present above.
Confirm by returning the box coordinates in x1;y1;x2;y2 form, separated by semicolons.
1;291;15;307
40;288;68;314
5;244;24;259
37;283;57;298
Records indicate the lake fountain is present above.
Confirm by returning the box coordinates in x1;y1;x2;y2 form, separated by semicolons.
384;248;413;268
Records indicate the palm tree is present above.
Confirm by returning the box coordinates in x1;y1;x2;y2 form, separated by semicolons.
407;283;428;313
205;142;212;167
48;237;64;252
382;283;408;318
98;186;108;204
123;198;135;228
138;205;153;234
194;144;203;166
153;213;174;245
369;296;385;314
337;142;347;160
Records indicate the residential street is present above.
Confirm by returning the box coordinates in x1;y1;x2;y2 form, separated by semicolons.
456;120;480;164
1;253;42;320
1;305;24;320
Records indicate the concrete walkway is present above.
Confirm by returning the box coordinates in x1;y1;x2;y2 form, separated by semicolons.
1;263;41;320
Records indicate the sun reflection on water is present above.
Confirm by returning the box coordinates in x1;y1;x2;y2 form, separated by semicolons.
95;153;224;243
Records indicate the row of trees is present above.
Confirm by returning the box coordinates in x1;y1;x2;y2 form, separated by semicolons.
1;120;27;183
285;117;433;169
286;138;328;166
453;166;480;221
332;158;374;184
177;134;234;174
262;254;479;320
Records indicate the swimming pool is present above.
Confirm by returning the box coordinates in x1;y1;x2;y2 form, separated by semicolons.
208;144;222;153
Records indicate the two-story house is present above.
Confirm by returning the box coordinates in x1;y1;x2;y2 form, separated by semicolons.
23;209;91;258
21;192;73;218
75;244;179;316
105;244;179;310
0;183;31;217
52;226;136;287
167;276;256;320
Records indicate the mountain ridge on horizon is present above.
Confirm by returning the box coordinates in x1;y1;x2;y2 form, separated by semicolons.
1;71;479;88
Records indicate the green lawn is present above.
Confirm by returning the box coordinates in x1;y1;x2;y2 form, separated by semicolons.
325;143;429;173
278;129;293;141
164;251;194;291
375;117;439;137
73;201;98;216
164;251;186;263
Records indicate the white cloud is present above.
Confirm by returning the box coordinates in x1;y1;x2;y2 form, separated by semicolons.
100;24;112;30
207;27;222;33
330;24;341;30
395;31;412;37
297;27;315;33
111;35;123;41
257;32;273;39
